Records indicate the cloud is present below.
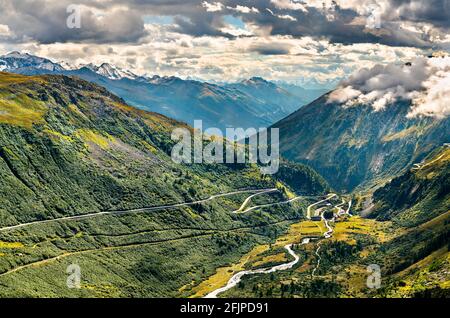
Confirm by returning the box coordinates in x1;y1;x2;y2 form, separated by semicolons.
227;5;259;14
270;0;307;12
0;0;446;48
202;1;224;12
1;0;447;87
0;0;148;44
171;14;235;39
0;24;11;37
386;0;450;29
328;55;450;118
0;27;425;87
328;86;361;103
408;57;450;118
266;8;297;21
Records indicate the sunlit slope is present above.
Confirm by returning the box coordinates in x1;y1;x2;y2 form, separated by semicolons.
0;72;329;297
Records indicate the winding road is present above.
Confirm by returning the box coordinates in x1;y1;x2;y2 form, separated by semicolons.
0;188;277;233
232;189;279;213
306;193;337;219
1;186;350;296
412;151;447;171
345;200;353;216
322;213;334;239
0;232;219;278
233;194;317;214
0;218;310;279
205;193;342;297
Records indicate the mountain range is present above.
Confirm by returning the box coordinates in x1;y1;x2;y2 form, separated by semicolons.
0;52;326;130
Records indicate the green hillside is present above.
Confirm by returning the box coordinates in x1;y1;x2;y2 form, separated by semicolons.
370;146;450;226
0;72;328;297
364;146;449;296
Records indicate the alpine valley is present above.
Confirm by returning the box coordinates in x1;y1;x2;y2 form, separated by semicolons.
0;51;448;298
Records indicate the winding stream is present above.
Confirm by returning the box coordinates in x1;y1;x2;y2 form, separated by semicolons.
204;238;311;298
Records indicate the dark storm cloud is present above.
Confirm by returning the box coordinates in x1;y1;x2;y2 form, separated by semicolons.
0;0;148;44
145;0;439;47
249;43;291;55
227;0;432;47
171;14;235;39
387;0;450;28
0;0;448;48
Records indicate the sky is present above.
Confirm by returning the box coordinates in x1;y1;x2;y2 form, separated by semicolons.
0;0;449;87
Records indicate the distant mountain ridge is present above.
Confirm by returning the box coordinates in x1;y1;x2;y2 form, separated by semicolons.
0;52;325;130
276;82;329;108
82;62;144;81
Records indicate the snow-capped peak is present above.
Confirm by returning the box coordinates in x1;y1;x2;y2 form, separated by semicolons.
0;51;65;72
0;51;146;81
148;75;183;85
4;51;29;59
58;61;78;71
82;62;141;80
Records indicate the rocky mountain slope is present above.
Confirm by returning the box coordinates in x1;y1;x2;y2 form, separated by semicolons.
0;71;330;224
366;147;450;297
273;92;449;192
0;51;64;73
